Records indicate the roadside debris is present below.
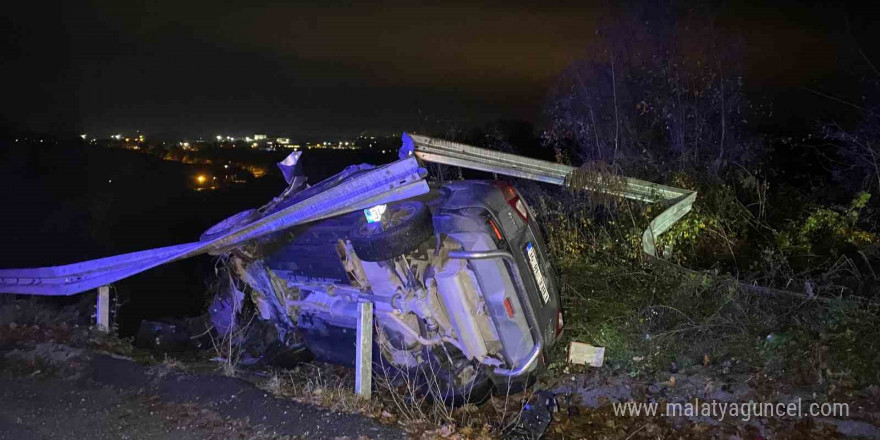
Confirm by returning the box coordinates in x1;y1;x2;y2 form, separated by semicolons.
567;341;605;367
135;320;195;352
503;390;558;440
134;316;214;352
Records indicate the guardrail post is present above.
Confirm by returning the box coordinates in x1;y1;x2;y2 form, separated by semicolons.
97;285;110;332
355;301;373;397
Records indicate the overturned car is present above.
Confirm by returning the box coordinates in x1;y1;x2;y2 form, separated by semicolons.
207;160;562;403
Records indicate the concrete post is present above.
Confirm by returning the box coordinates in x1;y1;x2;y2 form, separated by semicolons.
355;301;373;397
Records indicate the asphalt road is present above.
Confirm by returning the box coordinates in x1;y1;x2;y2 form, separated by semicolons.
0;344;402;440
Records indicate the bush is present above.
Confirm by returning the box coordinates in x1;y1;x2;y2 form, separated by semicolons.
523;171;880;387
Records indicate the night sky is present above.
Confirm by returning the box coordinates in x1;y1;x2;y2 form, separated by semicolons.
2;0;876;139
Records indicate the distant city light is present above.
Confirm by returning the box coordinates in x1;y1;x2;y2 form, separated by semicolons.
216;135;223;141
80;134;87;140
196;175;207;184
224;164;229;169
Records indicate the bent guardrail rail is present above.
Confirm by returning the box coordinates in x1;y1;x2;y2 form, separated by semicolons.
0;157;428;295
402;133;697;260
1;134;696;297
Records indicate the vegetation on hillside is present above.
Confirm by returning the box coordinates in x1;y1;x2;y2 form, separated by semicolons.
505;1;880;391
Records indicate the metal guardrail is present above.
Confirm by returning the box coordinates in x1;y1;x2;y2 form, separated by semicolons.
1;135;695;294
0;157;429;296
404;134;697;260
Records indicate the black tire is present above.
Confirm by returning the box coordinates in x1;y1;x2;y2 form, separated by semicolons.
491;373;537;397
349;201;434;261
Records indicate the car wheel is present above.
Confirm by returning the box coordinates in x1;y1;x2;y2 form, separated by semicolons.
492;373;537;397
348;201;434;261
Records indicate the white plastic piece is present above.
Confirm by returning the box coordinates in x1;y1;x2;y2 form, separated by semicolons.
568;341;605;367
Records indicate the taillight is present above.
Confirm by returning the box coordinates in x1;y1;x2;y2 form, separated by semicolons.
556;310;564;336
488;218;503;241
494;181;528;221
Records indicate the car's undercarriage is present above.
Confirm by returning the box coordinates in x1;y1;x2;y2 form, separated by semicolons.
210;187;539;403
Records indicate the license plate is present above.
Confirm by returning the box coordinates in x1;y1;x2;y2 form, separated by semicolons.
525;242;550;304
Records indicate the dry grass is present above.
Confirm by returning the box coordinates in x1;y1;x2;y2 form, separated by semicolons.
259;362;378;415
249;354;545;439
160;353;185;370
206;301;256;377
373;350;454;426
